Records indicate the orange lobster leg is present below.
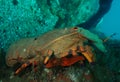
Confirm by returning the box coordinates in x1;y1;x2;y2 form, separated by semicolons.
14;61;32;75
45;55;85;68
61;55;85;66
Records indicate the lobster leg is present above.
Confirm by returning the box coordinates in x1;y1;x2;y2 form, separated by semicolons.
14;59;39;75
44;50;54;64
14;61;32;75
45;55;85;68
77;45;95;63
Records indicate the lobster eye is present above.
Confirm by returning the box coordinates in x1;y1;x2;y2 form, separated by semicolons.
70;27;78;32
73;27;78;30
72;27;78;31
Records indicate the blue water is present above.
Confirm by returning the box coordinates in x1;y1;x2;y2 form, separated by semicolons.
100;0;120;39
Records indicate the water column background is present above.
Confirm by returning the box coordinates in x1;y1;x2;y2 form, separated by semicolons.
99;0;120;39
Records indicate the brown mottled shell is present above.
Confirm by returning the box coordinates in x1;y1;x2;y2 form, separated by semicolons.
6;27;89;67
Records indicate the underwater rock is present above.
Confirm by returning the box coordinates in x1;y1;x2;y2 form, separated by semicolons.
0;0;99;52
77;0;113;29
0;48;6;68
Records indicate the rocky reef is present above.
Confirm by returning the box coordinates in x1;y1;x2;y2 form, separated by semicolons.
77;0;113;29
0;0;99;52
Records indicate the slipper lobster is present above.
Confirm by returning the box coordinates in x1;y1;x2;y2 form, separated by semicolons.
6;27;106;76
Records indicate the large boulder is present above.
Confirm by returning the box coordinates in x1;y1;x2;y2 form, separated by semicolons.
0;0;99;51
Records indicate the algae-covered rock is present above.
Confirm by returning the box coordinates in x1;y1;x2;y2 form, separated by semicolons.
0;0;99;51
